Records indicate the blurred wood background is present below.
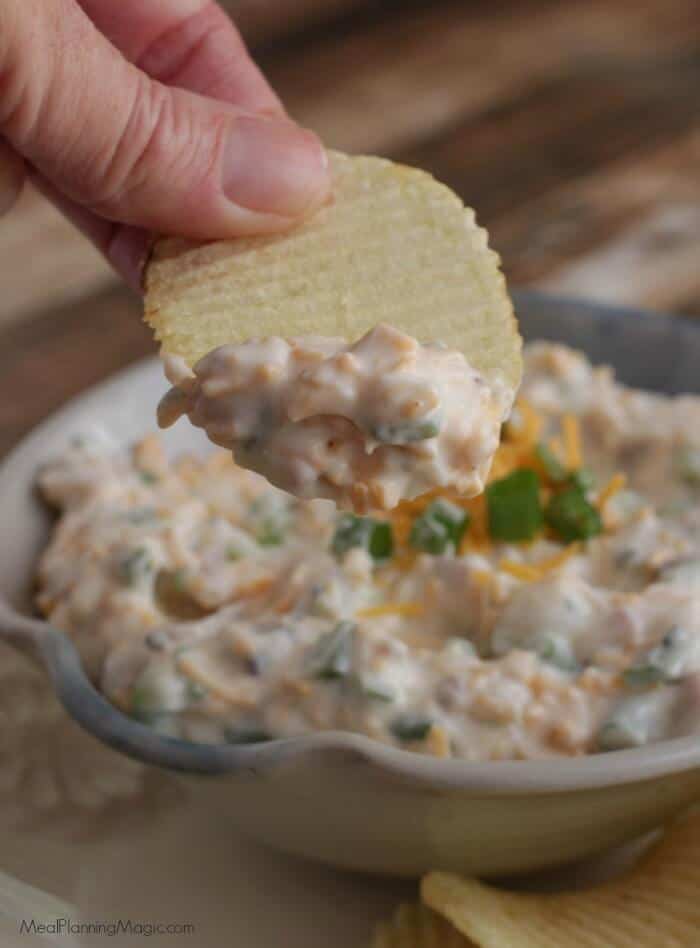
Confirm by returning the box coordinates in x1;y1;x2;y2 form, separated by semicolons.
1;0;699;455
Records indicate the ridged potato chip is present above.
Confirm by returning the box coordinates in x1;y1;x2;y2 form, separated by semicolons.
422;808;700;948
370;903;475;948
144;151;521;392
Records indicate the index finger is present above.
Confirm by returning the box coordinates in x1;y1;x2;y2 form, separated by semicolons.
77;0;284;115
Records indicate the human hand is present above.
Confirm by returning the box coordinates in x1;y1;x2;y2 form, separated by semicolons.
0;0;329;290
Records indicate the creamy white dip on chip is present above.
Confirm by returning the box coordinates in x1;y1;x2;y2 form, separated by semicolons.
158;324;511;512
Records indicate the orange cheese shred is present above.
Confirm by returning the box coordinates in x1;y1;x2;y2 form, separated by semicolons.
499;560;542;582
499;542;581;583
387;400;613;562
513;397;543;445
597;472;628;511
562;414;582;470
356;601;424;619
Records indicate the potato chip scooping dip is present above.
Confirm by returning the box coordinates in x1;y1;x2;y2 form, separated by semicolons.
146;152;522;512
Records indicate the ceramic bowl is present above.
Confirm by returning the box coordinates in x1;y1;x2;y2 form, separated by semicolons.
2;290;700;878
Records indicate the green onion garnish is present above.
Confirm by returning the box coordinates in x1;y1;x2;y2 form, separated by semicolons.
332;514;393;561
390;713;433;742
373;419;441;444
307;621;356;680
545;486;602;542
486;469;543;541
622;664;666;688
410;498;469;555
568;468;595;492
539;635;579;672
138;470;159;485
129;679;168;725
623;627;686;688
257;519;285;546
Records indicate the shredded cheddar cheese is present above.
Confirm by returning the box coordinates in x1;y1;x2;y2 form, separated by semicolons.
548;436;565;463
234;577;274;600
426;724;451;758
597;472;628;511
499;560;542;582
513;397;543;445
356;601;424;619
388;399;620;563
471;567;497;592
538;542;582;571
562;414;582;469
499;543;581;583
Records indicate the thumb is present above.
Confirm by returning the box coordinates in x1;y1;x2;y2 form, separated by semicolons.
0;0;329;238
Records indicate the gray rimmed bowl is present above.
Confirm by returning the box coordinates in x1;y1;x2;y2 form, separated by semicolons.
2;290;700;879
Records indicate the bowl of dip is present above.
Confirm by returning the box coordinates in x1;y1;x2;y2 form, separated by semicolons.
2;290;700;878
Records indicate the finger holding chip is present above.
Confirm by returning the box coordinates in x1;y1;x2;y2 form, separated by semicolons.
145;151;520;388
145;152;521;512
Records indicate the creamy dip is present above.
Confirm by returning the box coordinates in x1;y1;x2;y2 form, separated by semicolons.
36;343;700;760
157;324;511;512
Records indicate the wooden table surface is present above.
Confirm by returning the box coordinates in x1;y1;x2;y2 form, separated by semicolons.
1;0;699;458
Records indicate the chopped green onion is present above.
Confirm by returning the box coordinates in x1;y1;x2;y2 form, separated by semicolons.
332;514;394;561
390;713;433;742
117;547;154;585
223;725;272;745
597;717;643;751
257;520;285;546
368;522;394;560
535;443;567;482
129;673;174;724
226;545;242;561
410;499;469;555
539;635;579;672
623;627;687;688
596;695;659;751
373;419;441;444
307;621;356;680
545;486;602;542
568;468;595;492
622;665;666;688
410;515;450;554
129;684;162;724
250;496;290;547
138;470;159;485
486;469;543;541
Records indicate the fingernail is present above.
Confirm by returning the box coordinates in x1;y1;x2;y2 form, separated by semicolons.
222;115;329;218
108;226;153;294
